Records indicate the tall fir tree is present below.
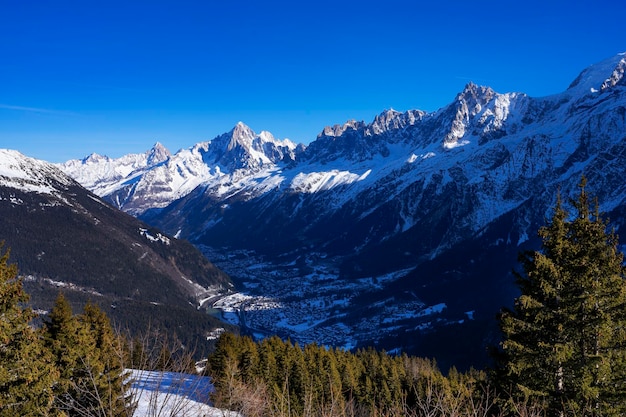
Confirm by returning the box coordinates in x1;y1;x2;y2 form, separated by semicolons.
0;242;58;416
496;178;626;416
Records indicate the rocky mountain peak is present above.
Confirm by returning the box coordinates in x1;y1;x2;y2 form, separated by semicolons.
82;152;110;164
368;108;426;136
318;120;366;139
146;142;171;165
456;83;496;110
227;122;256;150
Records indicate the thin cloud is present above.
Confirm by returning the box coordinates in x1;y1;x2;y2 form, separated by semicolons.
0;103;78;116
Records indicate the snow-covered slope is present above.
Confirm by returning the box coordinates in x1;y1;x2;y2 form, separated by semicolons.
1;148;79;197
132;53;626;255
61;142;170;192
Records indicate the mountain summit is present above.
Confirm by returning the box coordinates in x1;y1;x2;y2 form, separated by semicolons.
60;123;298;214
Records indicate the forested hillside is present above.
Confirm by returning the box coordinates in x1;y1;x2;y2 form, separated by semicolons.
0;149;235;356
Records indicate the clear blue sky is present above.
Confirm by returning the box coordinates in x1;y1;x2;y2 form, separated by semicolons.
1;0;624;162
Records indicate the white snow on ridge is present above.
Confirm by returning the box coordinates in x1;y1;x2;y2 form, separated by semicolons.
289;169;363;193
0;149;74;196
139;228;171;245
51;52;626;235
567;52;626;95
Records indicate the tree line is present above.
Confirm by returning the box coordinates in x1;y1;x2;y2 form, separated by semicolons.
2;178;626;416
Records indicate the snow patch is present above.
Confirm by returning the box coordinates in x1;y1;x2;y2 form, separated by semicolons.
129;369;240;417
139;228;171;245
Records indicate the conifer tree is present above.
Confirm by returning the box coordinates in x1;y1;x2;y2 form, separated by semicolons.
78;302;132;416
0;242;58;416
43;295;131;416
43;293;91;414
497;178;626;416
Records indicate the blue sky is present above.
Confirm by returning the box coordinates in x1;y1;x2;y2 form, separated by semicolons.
1;0;624;162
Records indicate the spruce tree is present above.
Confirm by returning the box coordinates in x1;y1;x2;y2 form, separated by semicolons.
0;242;58;416
497;178;626;416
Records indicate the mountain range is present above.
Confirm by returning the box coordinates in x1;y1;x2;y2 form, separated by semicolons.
18;52;626;368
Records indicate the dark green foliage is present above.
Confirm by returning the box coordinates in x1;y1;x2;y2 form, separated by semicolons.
206;333;492;416
0;242;58;416
496;178;626;416
79;302;133;415
43;294;132;416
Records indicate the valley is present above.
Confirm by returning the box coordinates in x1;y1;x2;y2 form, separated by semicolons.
201;245;471;353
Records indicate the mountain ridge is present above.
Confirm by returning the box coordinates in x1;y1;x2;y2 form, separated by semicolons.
58;52;626;225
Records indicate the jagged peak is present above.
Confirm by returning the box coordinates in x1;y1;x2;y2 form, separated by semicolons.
82;152;109;164
224;122;254;149
368;108;425;136
374;108;401;122
231;121;255;138
457;83;496;102
146;142;171;165
318;119;366;138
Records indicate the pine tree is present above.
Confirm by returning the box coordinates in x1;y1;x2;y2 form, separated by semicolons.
0;242;58;416
497;178;626;416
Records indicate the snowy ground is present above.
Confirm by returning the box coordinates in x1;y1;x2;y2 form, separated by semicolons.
129;369;239;417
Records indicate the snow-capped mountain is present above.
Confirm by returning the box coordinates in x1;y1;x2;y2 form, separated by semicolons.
0;149;233;351
59;124;298;215
60;52;626;368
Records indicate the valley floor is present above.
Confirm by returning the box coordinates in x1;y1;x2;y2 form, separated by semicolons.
199;246;473;353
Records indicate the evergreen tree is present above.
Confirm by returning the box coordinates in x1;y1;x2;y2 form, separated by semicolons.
78;302;132;416
0;242;58;416
496;178;626;416
43;295;131;416
43;293;91;414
